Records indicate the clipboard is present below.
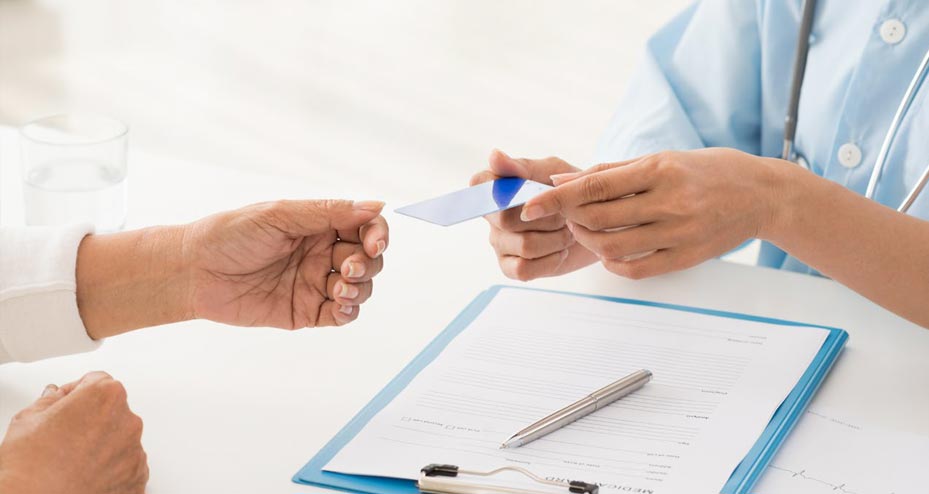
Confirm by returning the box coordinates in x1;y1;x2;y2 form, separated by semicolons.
293;285;848;494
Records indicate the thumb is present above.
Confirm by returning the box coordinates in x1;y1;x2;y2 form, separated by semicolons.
267;199;385;236
489;149;579;185
488;149;530;178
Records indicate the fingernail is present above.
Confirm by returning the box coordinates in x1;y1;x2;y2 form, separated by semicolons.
353;200;385;212
497;149;511;159
41;384;58;398
339;305;353;315
345;261;365;278
337;282;359;299
550;172;579;182
521;205;544;222
375;240;387;257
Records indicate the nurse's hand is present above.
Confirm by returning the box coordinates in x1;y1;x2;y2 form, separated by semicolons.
471;150;598;281
521;148;782;279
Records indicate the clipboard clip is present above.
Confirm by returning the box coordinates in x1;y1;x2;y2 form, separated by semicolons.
418;464;599;494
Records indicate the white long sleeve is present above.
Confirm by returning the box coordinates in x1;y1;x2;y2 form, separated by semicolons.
0;224;100;364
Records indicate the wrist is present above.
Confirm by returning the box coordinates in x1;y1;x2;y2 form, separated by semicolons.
755;156;804;243
144;224;195;324
77;225;194;338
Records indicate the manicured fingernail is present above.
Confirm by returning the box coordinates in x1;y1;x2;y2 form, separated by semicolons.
496;148;511;159
353;200;385;212
345;261;365;278
375;240;387;257
339;305;353;315
337;282;359;299
41;384;58;398
521;205;544;222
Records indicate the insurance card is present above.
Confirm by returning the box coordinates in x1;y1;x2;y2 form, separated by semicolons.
395;178;552;226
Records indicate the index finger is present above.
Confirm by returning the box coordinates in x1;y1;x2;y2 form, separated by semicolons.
521;163;655;222
267;199;385;238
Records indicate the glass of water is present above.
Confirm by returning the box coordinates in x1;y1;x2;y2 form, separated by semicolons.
20;114;129;232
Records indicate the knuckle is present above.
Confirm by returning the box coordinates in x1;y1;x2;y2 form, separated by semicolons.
515;234;535;255
498;211;523;231
576;207;606;230
599;239;623;259
323;199;352;211
264;199;289;216
101;379;128;402
128;414;144;438
470;171;492;186
580;174;608;201
642;154;668;179
506;259;534;282
625;264;649;280
488;229;506;253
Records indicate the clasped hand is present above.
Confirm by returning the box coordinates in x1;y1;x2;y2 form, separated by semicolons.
476;148;784;280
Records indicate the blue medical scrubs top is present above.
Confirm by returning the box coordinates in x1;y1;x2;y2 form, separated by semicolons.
595;0;929;274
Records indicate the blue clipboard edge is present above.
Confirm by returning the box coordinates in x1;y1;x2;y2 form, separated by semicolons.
293;285;848;494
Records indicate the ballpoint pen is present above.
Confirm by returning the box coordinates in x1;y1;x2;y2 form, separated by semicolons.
500;369;653;449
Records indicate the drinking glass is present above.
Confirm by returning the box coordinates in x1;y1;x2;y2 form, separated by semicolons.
20;114;128;232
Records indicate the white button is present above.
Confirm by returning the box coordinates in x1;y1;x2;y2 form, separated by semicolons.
880;19;906;44
838;143;862;168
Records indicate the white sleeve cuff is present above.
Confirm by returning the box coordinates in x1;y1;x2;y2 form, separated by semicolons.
0;224;101;363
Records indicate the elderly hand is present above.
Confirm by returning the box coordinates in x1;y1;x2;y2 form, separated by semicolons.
185;199;388;328
521;148;784;279
471;150;598;281
0;372;147;494
77;199;389;337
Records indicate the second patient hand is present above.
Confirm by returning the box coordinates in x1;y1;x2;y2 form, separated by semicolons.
500;369;653;449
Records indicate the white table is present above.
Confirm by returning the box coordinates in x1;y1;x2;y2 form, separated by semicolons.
1;143;928;494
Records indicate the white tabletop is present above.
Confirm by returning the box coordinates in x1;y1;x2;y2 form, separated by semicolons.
1;141;928;493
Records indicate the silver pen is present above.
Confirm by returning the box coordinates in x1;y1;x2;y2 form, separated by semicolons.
500;369;653;449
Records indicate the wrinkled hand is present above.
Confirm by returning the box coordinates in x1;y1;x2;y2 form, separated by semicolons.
521;148;781;279
0;372;147;494
184;199;389;328
471;150;599;281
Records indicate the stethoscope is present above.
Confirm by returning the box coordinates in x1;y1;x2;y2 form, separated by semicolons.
781;0;929;213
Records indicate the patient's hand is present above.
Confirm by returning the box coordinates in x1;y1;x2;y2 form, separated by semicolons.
185;199;388;328
76;199;388;337
471;150;597;281
0;372;148;494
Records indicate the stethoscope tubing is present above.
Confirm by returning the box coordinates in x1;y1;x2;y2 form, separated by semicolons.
867;43;929;212
784;0;928;214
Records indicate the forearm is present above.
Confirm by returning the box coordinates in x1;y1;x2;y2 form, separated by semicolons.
762;160;929;328
76;225;193;339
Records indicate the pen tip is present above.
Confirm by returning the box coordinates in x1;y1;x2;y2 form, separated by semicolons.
499;443;508;449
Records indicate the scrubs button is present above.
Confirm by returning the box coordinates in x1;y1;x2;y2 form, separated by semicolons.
838;143;862;168
880;19;906;45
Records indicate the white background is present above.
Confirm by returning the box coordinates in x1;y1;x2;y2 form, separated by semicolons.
1;0;692;202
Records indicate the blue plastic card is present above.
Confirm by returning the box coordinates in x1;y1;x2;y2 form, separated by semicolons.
395;178;552;226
